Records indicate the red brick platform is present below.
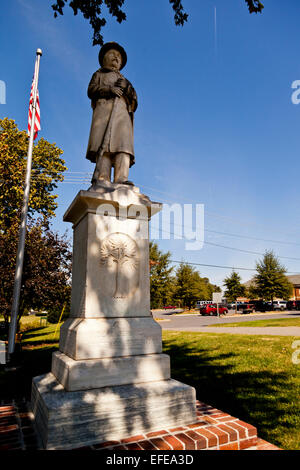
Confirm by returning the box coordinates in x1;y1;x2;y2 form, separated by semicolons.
0;400;281;451
0;401;39;450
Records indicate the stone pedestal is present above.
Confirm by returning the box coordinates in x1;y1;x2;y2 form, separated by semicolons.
31;184;197;449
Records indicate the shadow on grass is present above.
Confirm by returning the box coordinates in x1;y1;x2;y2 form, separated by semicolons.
163;337;295;449
22;328;59;344
0;345;58;402
1;327;297;449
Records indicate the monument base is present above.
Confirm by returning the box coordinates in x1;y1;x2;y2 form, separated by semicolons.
51;351;171;391
31;373;196;450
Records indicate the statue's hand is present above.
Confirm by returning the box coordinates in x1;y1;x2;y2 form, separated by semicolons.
111;86;123;97
115;78;127;90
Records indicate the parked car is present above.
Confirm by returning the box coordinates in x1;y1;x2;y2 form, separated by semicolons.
163;305;177;310
200;304;228;316
227;302;247;311
196;301;212;309
241;303;256;314
287;300;300;311
270;301;287;311
250;300;271;312
227;302;236;310
237;302;249;311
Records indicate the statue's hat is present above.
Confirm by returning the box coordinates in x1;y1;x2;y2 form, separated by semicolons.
98;42;127;70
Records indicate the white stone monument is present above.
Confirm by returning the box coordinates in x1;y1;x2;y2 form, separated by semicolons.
31;42;197;449
31;184;197;449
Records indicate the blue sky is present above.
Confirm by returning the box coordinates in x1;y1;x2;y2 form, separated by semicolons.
2;0;300;289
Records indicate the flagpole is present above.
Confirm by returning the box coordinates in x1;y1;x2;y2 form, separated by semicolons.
7;49;42;359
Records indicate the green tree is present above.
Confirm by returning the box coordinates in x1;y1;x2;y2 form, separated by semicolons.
223;271;246;312
0;118;66;230
0;219;72;326
250;251;293;304
174;263;216;309
149;241;175;309
0;118;70;327
174;263;195;309
51;0;264;46
204;278;221;300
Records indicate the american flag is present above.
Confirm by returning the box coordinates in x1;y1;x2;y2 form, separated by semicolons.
27;79;41;140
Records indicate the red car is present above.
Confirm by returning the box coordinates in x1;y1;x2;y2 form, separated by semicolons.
241;303;256;314
200;304;228;316
163;305;177;309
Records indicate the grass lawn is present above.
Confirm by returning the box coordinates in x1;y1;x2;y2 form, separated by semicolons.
214;317;300;328
0;319;60;401
1;318;299;450
163;330;300;451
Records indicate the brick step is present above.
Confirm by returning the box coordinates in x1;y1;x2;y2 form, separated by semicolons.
0;401;38;450
89;402;260;451
0;400;281;451
255;438;282;451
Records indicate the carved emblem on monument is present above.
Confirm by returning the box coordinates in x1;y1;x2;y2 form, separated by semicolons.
99;233;139;298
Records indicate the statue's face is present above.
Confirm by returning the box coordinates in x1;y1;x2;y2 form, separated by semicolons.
103;49;122;70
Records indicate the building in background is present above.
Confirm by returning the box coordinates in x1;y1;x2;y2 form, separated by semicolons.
286;275;300;300
236;275;300;302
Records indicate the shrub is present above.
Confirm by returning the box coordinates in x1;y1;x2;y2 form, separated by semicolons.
47;307;70;324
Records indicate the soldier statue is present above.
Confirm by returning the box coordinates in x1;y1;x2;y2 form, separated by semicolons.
86;42;137;186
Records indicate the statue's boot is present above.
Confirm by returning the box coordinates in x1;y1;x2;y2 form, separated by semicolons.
114;153;131;185
92;153;112;185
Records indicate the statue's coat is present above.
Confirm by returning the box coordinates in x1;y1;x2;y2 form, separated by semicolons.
86;68;137;167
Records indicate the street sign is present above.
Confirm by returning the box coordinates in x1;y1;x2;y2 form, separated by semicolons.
212;292;222;304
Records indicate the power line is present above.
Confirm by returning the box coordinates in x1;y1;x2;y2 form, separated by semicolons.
139;183;300;237
53;176;300;246
3;174;298;273
150;206;300;248
150;225;300;263
168;260;300;275
150;225;300;273
203;240;300;262
204;228;300;247
170;260;256;271
145;192;300;241
3;173;300;255
3;174;300;254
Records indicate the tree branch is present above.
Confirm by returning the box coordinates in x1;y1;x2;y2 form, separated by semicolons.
245;0;264;14
51;0;264;46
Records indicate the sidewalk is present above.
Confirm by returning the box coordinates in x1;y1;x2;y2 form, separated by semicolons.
182;326;300;336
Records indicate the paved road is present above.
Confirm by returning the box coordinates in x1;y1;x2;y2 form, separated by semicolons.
159;325;300;336
152;310;300;336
